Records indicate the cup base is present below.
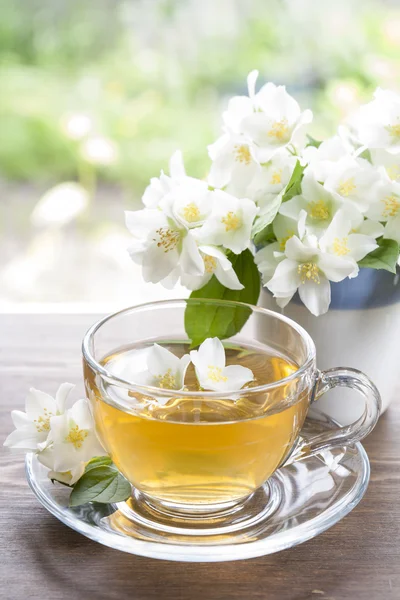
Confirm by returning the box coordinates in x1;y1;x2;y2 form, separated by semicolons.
108;480;282;541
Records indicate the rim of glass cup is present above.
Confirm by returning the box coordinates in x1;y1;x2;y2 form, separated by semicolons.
82;298;316;399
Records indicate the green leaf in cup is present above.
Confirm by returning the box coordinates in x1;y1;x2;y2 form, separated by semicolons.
69;460;131;507
358;238;399;274
185;249;260;348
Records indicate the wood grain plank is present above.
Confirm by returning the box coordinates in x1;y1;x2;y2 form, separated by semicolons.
0;314;399;600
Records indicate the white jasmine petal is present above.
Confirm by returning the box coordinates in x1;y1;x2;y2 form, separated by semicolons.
299;276;331;317
180;245;243;291
208;134;259;195
317;253;357;282
197;190;258;254
180;233;205;277
169;149;186;178
3;384;74;451
324;156;382;213
255;242;285;283
223;96;253;133
50;399;106;473
141;237;180;283
247;70;259;100
266;258;300;296
55;382;75;414
302;135;352;182
190;338;253;393
123;344;191;402
384;213;400;244
214;260;243;290
353;88;400;153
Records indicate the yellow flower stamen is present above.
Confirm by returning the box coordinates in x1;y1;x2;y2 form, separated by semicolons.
33;408;52;433
207;365;228;383
204;254;217;273
270;169;282;184
154;227;181;252
308;200;330;221
268;119;289;141
221;211;242;232
382;195;400;218
338;178;356;197
156;368;176;389
386;123;400;139
298;262;320;284
65;425;89;449
234;145;252;165
182;203;201;223
332;237;350;256
279;231;295;251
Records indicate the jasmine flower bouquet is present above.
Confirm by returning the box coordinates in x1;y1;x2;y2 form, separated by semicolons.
125;71;400;321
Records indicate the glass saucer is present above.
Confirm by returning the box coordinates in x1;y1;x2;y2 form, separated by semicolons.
25;407;370;562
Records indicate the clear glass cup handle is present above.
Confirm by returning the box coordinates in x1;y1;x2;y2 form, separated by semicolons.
291;367;381;462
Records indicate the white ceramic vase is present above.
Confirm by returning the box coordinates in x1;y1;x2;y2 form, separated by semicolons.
261;268;400;424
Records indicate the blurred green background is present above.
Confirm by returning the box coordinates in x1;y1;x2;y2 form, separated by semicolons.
2;0;400;306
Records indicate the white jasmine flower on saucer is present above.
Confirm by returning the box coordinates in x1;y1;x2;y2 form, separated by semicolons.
370;148;400;182
190;338;253;392
207;134;259;195
246;153;297;211
266;226;357;316
181;245;243;291
196;190;258;254
37;444;85;485
279;173;344;236
132;344;191;403
3;383;74;450
319;210;378;265
302;135;351;182
353;89;400;153
324;156;382;213
366;178;400;224
46;399;106;475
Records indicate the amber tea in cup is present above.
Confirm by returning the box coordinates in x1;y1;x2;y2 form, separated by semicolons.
83;299;380;521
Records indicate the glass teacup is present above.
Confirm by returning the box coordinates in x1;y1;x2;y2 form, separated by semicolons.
82;299;380;529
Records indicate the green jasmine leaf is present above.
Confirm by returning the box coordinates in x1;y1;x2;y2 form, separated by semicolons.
253;223;275;247
358;238;399;274
281;159;305;203
84;455;112;473
185;249;260;348
69;464;131;507
359;148;372;163
251;192;282;238
306;134;322;148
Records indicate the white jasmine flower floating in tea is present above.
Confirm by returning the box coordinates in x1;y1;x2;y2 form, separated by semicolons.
190;338;254;393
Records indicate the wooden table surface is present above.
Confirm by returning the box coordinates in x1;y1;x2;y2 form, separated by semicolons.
1;314;399;600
